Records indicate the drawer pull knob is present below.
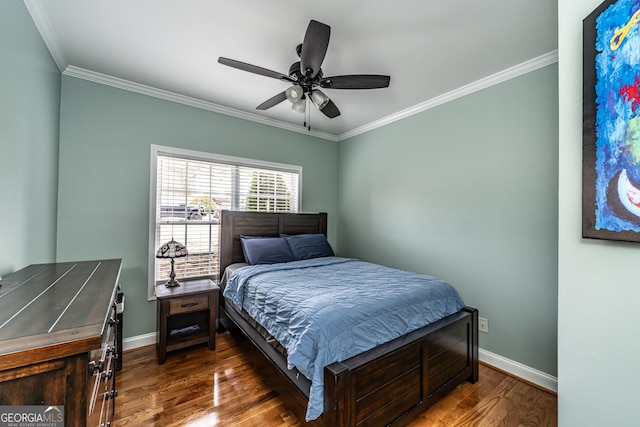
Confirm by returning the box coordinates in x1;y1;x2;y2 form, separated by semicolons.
89;360;104;375
181;302;198;308
103;389;117;400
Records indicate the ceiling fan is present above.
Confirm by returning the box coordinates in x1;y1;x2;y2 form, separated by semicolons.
218;19;390;120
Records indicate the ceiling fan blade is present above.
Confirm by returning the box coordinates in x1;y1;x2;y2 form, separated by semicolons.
218;57;293;82
319;75;391;89
256;91;288;110
300;20;330;78
319;99;341;118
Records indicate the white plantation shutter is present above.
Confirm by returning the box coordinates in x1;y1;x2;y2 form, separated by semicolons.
149;146;301;298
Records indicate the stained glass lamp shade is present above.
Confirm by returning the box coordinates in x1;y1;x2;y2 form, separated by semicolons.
156;240;188;287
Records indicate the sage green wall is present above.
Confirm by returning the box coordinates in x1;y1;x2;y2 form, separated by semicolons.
56;76;339;339
0;1;60;275
559;1;640;425
338;65;559;376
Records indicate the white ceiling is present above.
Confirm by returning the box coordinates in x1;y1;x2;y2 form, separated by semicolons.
25;0;558;140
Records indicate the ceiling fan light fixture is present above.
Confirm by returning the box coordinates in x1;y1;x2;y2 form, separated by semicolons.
291;98;306;113
310;90;330;110
286;85;304;103
218;19;389;123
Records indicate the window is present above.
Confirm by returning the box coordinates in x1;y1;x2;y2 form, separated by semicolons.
148;145;301;298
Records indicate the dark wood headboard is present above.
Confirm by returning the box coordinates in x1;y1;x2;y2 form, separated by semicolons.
218;211;328;281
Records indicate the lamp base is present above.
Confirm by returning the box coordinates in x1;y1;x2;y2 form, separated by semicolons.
165;278;180;288
165;258;180;287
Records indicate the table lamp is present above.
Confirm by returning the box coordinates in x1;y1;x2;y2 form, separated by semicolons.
156;240;188;287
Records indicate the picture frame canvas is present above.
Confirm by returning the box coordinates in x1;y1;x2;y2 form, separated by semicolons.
583;0;640;242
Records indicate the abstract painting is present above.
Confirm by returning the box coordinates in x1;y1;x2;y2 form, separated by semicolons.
583;0;640;242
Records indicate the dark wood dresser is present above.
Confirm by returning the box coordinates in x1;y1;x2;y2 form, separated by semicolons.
0;259;122;427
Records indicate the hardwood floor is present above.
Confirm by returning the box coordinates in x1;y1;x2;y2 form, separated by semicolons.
113;332;557;426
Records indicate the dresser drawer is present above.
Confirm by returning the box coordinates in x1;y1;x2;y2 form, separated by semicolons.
88;301;118;427
169;294;209;315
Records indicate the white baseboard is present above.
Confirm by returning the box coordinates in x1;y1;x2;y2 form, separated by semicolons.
480;348;557;393
122;333;558;393
122;332;156;351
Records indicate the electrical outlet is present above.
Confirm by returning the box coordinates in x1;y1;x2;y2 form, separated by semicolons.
479;317;489;333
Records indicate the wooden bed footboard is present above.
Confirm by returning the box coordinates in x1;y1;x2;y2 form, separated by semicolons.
322;307;478;427
222;304;478;427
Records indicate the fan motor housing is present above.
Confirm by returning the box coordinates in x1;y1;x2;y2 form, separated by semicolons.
289;61;322;90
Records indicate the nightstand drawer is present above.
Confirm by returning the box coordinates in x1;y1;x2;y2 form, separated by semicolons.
169;294;209;315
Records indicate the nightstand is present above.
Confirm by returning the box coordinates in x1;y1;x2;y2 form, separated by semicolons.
155;278;219;365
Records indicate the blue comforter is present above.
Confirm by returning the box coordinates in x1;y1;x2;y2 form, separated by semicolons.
223;257;465;421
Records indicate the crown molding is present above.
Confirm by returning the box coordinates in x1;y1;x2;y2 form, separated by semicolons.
63;51;557;143
62;66;339;142
23;0;67;71
337;50;559;141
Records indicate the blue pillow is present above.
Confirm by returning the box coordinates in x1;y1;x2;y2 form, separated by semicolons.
282;234;334;260
240;236;295;265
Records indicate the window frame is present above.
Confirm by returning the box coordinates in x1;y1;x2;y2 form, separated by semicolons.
148;144;302;300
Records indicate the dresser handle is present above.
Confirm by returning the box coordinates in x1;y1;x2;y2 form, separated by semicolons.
103;390;117;401
89;359;104;375
181;302;198;308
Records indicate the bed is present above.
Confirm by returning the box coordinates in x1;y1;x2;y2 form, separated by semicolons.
218;210;478;427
